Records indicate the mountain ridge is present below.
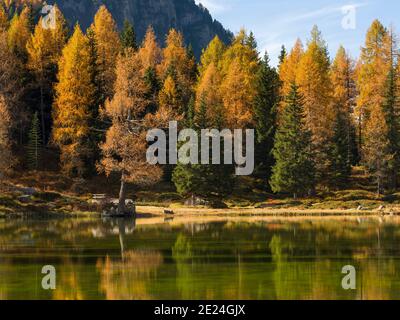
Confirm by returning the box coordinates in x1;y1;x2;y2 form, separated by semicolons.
3;0;233;58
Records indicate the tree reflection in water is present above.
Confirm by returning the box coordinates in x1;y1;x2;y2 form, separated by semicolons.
96;218;163;300
2;217;400;299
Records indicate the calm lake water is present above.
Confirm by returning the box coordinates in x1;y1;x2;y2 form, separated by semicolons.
1;215;400;300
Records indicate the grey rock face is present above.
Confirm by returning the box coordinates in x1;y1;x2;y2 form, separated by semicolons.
46;0;233;58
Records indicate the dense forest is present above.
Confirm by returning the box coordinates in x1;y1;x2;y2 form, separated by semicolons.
0;2;399;211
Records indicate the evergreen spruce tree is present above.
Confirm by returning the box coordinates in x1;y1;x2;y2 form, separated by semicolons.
246;31;258;51
329;112;353;188
270;84;315;198
185;95;196;128
253;52;279;183
143;66;160;114
278;45;287;65
86;27;105;174
172;96;234;201
120;20;137;50
27;112;42;170
382;30;400;190
186;44;198;83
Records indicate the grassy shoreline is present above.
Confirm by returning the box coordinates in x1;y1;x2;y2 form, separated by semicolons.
2;170;400;218
136;205;396;217
0;200;398;218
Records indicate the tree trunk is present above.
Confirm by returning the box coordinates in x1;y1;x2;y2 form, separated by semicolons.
118;172;127;215
377;176;381;196
118;219;126;257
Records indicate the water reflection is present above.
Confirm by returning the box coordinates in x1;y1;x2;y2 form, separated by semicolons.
1;216;400;299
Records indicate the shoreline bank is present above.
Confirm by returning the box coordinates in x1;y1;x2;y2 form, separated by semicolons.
1;204;398;219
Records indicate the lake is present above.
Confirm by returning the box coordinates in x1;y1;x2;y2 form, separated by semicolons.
1;215;400;300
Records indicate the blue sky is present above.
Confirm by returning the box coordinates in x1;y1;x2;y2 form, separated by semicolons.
196;0;400;66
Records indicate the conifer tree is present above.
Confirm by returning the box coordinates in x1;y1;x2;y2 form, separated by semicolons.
26;8;68;143
50;5;69;57
278;45;287;65
52;25;95;176
220;29;259;128
357;20;394;192
86;27;101;115
356;20;391;149
158;29;196;116
7;6;31;61
172;95;234;200
158;74;182;119
137;27;162;71
196;35;226;125
99;49;163;214
296;26;334;187
279;39;303;100
91;5;121;103
137;27;162;114
120;20;137;50
382;28;400;189
253;52;279;182
270;84;315;198
0;30;24;138
196;62;223;125
27;112;42;170
198;35;225;77
329;46;358;186
363;104;392;195
330;112;353;188
186;43;198;83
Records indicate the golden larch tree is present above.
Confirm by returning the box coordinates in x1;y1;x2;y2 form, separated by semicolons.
356;20;391;139
91;5;121;102
196;62;224;126
0;30;24;131
99;49;163;214
363;104;391;194
52;25;95;176
158;29;196;115
331;46;357;114
26;7;68;142
198;35;225;78
157;75;183;122
7;6;31;60
219;29;260;128
330;46;359;185
296;26;335;186
279;39;304;100
137;26;162;71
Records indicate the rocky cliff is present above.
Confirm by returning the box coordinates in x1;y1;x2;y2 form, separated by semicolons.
23;0;233;58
